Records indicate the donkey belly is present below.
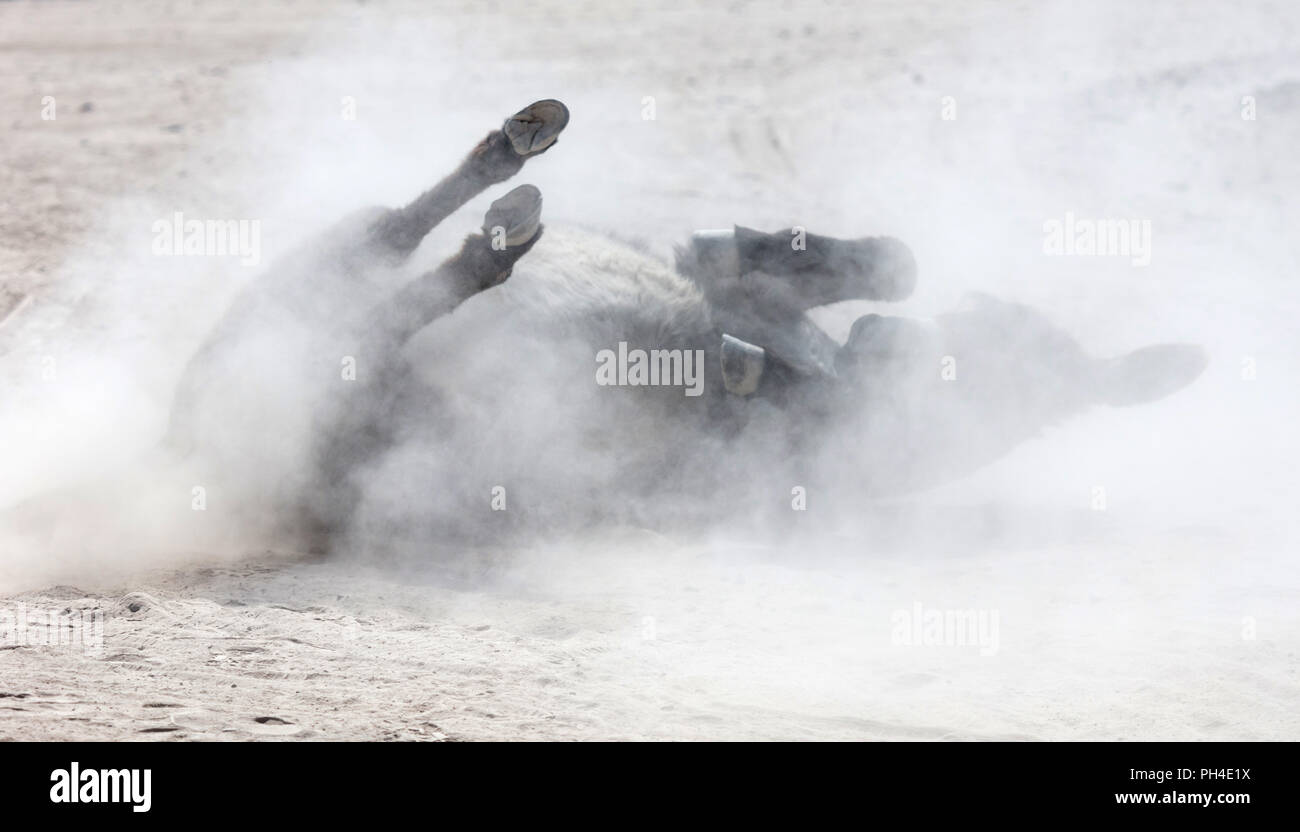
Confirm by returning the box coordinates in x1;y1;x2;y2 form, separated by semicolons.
351;227;722;545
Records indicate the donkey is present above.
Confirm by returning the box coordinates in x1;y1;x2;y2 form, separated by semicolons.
167;99;1207;553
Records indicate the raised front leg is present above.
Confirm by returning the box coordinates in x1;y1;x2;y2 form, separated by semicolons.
678;225;918;383
684;225;917;309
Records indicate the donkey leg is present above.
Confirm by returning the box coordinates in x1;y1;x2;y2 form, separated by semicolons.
679;229;849;381
366;100;568;261
365;184;545;352
679;225;916;382
684;226;916;309
305;185;546;548
734;226;917;306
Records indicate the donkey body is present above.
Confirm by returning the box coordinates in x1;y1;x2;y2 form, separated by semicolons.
168;100;1207;551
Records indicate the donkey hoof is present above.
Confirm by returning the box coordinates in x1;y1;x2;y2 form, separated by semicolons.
854;236;918;302
484;184;543;247
504;99;570;157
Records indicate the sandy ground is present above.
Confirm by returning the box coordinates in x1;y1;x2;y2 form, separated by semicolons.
2;0;1299;740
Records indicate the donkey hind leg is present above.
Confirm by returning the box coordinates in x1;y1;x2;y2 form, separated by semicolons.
306;185;546;548
364;184;544;353
365;99;568;262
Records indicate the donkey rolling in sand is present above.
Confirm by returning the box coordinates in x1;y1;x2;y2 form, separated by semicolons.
168;100;1207;552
